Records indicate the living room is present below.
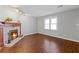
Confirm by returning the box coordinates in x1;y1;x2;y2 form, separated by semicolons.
0;5;79;53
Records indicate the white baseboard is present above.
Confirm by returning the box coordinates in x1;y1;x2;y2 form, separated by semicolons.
5;32;79;47
39;33;79;43
24;32;37;36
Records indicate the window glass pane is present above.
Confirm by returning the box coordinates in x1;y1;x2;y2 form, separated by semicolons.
51;18;57;23
51;24;57;30
44;19;50;29
45;19;50;24
44;17;57;30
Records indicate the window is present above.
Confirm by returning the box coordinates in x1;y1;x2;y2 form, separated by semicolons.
44;19;50;29
44;17;57;30
51;17;57;30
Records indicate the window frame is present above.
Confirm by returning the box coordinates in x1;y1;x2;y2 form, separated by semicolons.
44;18;50;30
44;16;57;30
50;17;57;30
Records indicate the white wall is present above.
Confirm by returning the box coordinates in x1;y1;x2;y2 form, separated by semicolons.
1;6;79;42
0;6;37;36
19;14;37;36
37;8;79;41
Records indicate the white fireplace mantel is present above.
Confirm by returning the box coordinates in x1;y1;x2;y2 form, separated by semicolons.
3;26;20;44
0;21;23;47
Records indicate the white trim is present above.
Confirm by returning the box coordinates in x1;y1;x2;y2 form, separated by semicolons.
39;33;79;43
5;32;79;47
24;32;37;36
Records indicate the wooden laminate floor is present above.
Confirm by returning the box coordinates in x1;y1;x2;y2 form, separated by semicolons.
0;33;79;53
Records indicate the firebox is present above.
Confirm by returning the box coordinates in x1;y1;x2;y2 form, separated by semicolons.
8;29;18;43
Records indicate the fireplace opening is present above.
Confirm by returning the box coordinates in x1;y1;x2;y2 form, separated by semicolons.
8;29;18;43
